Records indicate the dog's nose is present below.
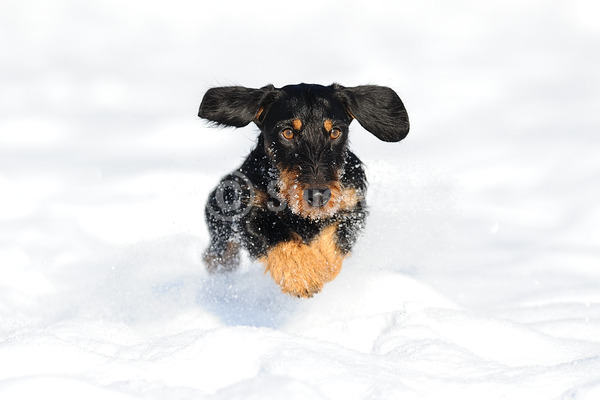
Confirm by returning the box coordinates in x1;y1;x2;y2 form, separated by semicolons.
304;188;331;207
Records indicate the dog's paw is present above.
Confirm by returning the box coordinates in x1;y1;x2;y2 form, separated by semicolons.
203;241;240;273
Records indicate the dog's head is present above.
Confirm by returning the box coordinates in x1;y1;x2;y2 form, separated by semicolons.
199;83;409;219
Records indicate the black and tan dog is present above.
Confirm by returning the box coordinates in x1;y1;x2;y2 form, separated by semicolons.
198;83;409;297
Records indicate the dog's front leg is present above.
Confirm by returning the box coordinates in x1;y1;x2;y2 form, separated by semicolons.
202;176;253;272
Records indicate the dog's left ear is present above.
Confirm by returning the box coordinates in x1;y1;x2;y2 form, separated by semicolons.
333;84;409;142
199;85;276;128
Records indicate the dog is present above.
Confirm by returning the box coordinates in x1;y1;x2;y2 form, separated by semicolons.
198;83;409;297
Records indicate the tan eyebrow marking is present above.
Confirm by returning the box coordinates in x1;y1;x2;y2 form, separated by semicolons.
324;120;333;132
292;119;302;131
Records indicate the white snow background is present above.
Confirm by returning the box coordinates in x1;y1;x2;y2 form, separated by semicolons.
1;0;600;399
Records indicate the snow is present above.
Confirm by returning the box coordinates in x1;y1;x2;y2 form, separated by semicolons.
2;0;600;399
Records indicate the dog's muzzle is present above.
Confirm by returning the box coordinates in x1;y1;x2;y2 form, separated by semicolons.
304;188;331;207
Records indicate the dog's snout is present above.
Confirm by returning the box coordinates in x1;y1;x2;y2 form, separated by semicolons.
304;188;331;208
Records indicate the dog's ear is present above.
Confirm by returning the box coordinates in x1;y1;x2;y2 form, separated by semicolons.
199;85;276;127
333;84;409;142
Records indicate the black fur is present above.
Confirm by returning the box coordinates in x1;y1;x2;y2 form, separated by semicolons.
199;85;276;127
198;83;409;295
333;84;410;142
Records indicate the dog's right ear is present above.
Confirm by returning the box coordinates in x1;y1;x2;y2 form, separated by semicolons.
198;85;276;128
333;84;409;142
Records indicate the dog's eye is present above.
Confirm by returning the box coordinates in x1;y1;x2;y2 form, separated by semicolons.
330;128;342;140
281;129;294;140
